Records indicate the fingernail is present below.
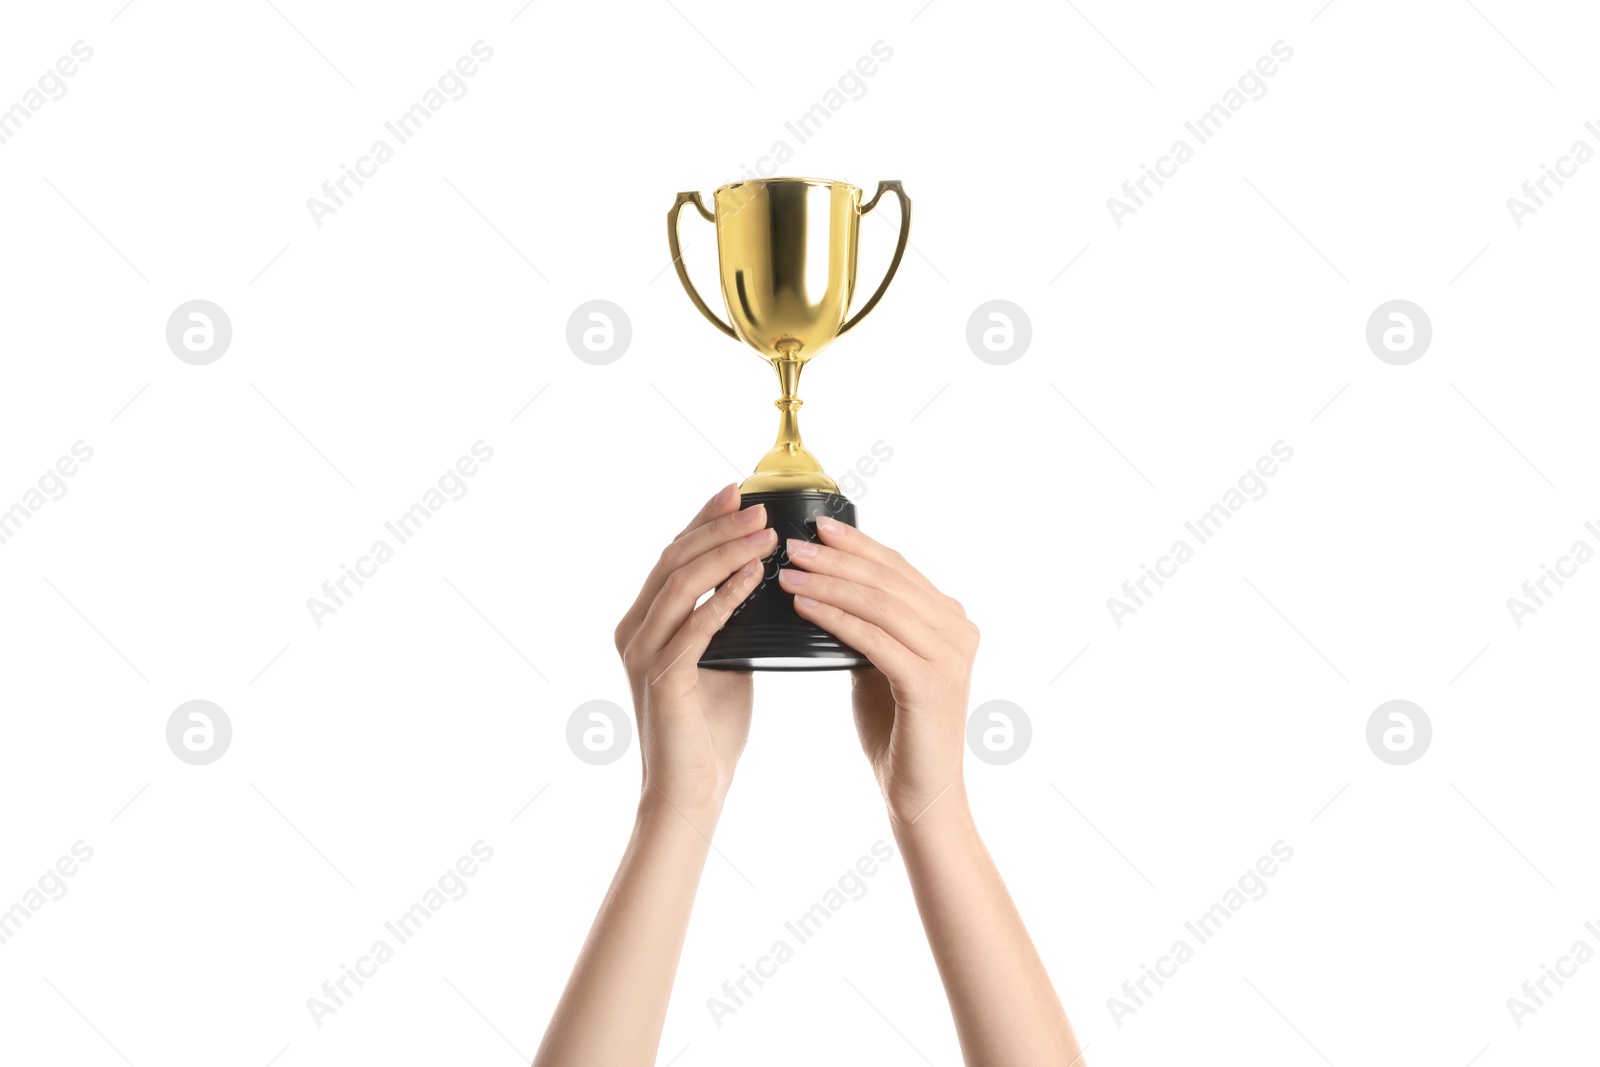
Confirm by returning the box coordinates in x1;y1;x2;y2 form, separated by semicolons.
779;567;807;586
794;594;819;609
743;527;775;546
815;515;844;534
740;559;760;578
736;503;766;524
713;483;737;507
786;538;818;559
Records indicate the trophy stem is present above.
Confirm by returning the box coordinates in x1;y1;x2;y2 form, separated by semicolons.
772;355;804;456
743;352;835;492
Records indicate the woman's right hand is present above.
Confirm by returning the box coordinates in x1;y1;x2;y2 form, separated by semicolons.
613;483;775;819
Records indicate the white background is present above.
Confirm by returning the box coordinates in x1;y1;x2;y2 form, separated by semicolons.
2;1;1597;1064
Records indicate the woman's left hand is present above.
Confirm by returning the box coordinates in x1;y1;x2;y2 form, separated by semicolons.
778;516;979;823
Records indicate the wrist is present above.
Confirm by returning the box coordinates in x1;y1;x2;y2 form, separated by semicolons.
637;782;724;838
886;779;973;837
891;789;985;880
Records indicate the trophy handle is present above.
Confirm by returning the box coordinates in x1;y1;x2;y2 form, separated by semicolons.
667;191;736;339
839;180;911;336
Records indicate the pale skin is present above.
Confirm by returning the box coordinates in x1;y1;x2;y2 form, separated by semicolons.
531;484;1082;1067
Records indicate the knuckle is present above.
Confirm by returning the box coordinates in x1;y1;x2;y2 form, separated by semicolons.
929;657;964;689
719;571;751;604
867;598;901;631
858;625;891;654
702;593;732;625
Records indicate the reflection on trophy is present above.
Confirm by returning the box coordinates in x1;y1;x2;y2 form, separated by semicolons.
668;177;911;670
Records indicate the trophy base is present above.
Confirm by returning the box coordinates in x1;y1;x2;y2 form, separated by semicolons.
699;491;871;672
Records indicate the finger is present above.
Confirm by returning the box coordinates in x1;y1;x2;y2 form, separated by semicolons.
790;593;925;681
813;515;946;601
783;537;957;630
676;482;741;540
618;484;742;643
631;526;777;659
666;502;767;568
778;566;950;661
648;557;765;690
634;503;768;626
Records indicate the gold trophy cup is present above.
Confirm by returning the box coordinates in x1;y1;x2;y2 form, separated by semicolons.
668;176;910;670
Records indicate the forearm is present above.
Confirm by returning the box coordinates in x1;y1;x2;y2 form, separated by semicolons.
533;793;719;1067
894;790;1081;1066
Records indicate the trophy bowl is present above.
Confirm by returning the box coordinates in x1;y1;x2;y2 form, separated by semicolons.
668;176;910;670
714;178;860;363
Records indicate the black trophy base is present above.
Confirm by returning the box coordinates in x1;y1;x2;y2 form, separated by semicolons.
699;490;871;672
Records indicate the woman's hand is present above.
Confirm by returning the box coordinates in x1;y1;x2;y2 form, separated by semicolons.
778;515;979;823
780;517;1082;1066
532;488;774;1067
613;483;775;819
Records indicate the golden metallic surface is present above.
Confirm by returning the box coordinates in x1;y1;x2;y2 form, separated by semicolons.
667;177;910;493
